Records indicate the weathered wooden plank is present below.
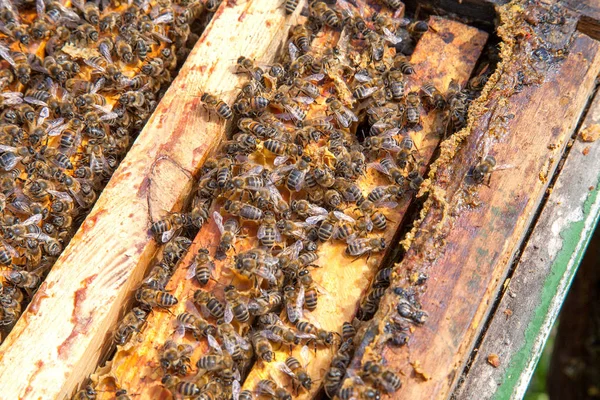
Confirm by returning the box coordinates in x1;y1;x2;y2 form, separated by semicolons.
0;1;301;398
564;0;600;40
240;16;486;400
344;1;600;398
454;88;600;400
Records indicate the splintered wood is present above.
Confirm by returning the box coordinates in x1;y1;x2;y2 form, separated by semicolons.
0;0;301;398
345;2;600;399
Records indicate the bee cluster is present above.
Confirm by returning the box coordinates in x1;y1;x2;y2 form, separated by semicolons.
0;0;213;338
86;0;491;399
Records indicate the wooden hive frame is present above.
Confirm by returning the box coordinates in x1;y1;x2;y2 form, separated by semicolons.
0;0;600;399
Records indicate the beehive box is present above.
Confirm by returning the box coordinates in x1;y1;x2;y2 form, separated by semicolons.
0;0;599;399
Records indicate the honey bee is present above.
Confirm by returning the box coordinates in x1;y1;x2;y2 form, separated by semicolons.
270;155;311;192
238;118;276;139
289;25;312;55
383;69;405;100
405;91;421;125
469;155;511;185
257;211;281;247
255;379;292;400
99;12;121;32
186;248;215;285
264;139;303;166
284;284;304;323
200;92;233;120
407;20;430;41
248;289;282;316
272;92;307;123
326;98;358;128
279;351;313;391
251;330;275;362
362;361;402;393
5;268;43;291
116;38;134;64
223;199;263;221
193;289;225;319
197;334;234;372
176;304;216;337
391;54;414;75
150;212;189;243
311;1;340;28
135;287;178;309
420;82;446;109
113;307;148;345
160;339;193;375
223;284;249;324
346;237;386;257
323;367;345;398
284;0;299;14
0;46;30;84
162;374;201;398
119;91;145;108
72;385;97;400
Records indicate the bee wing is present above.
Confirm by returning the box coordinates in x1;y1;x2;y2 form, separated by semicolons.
376;200;398;209
305;215;327;225
1;91;23;105
90;77;106;95
46;190;73;204
98;42;113;63
262;329;282;342
24;97;48;107
83;57;106;72
153;11;173;24
256;224;268;240
280;240;303;260
21;214;43;226
207;334;223;354
382;27;403;45
1;240;18;257
224;304;234;324
277;361;295;378
495;164;514;171
296;284;305;313
300;345;311;365
273;155;289;167
334;210;355;223
270;165;294;184
48;123;67;137
37;107;50;126
306;73;325;82
359;86;380;99
185;261;197;280
381;127;401;137
0;43;14;68
35;0;45;17
23;232;53;242
334;110;352;128
161;229;175;243
288;42;299;61
294;96;315;105
368;161;389;176
293;169;307;191
221;335;237;356
57;2;81;21
354;70;372;83
212;211;225;234
0;144;17;152
239;164;264;177
151;30;173;44
232;380;240;400
308;204;328;216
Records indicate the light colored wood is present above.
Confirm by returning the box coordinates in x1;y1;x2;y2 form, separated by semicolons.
0;1;302;398
454;89;600;400
239;16;486;400
345;1;600;399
